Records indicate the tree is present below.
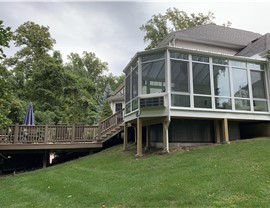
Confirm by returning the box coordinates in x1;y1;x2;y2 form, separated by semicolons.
66;51;108;83
100;100;113;121
0;20;12;59
0;20;13;127
140;8;216;49
5;21;56;100
0;64;12;127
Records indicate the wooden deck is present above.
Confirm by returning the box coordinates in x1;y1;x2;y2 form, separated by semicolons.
0;109;124;151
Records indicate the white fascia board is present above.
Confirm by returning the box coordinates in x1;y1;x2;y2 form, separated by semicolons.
170;109;270;121
166;46;267;63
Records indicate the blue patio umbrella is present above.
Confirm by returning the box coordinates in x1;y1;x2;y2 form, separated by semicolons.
23;102;35;125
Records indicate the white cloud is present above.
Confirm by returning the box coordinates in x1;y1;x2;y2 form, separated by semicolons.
1;1;270;75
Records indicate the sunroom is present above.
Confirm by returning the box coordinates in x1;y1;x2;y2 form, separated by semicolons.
123;47;270;156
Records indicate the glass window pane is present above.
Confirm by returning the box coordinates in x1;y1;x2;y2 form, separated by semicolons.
231;61;246;68
213;58;228;65
215;98;232;109
141;52;165;62
213;65;230;96
115;103;122;112
132;98;138;111
142;60;165;94
232;68;249;98
125;75;131;102
131;67;138;99
125;103;131;114
235;99;250;111
193;63;211;95
254;100;268;112
194;96;212;108
192;55;209;63
171;60;189;92
171;94;190;107
247;63;262;70
251;71;266;99
170;51;188;60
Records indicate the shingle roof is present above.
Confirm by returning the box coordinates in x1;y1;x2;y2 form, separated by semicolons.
158;24;262;48
237;33;270;57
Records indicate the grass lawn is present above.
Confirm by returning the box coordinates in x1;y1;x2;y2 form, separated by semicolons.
1;138;270;207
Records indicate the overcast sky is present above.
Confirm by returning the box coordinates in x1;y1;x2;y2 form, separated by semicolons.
1;1;270;75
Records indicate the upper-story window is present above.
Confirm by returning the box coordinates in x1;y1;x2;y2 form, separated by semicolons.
142;52;165;94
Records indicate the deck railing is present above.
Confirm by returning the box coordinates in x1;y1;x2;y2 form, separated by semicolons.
0;108;124;144
0;124;98;144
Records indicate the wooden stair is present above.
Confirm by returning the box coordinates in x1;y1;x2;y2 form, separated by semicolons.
95;109;124;143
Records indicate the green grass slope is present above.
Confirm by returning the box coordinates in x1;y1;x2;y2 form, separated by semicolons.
1;138;270;208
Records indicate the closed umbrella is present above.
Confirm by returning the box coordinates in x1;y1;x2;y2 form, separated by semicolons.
23;102;35;126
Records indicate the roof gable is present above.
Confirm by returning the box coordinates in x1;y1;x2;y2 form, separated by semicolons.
158;24;262;49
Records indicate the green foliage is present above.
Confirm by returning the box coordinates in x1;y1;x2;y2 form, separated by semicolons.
0;64;12;128
140;8;216;49
66;51;108;83
100;100;113;120
1;139;270;207
14;21;55;58
1;21;123;126
0;20;12;59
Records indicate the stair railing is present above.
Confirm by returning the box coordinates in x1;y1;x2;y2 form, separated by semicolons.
97;108;124;140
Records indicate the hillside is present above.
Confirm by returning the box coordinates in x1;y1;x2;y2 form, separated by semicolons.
1;138;270;207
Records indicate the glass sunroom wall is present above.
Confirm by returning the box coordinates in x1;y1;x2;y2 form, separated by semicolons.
249;64;268;112
141;52;166;94
232;61;251;111
125;60;138;114
168;49;268;113
213;58;232;110
192;55;212;109
170;51;190;107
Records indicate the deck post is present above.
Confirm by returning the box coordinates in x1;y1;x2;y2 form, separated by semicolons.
222;118;230;144
98;122;101;141
214;120;221;143
123;122;128;151
14;123;19;144
145;125;150;150
71;125;76;143
43;150;49;168
44;125;48;143
163;117;169;153
136;118;143;157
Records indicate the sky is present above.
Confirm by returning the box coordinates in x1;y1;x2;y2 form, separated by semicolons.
1;1;270;76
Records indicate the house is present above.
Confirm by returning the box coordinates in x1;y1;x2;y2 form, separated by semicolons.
107;83;125;114
122;24;270;156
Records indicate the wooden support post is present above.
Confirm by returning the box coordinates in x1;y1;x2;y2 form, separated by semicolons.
98;122;101;141
44;125;48;144
163;118;169;153
222;118;230;144
14;123;19;144
123;122;128;151
136;118;143;157
71;125;76;143
43;150;49;168
214;120;221;143
145;126;150;150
